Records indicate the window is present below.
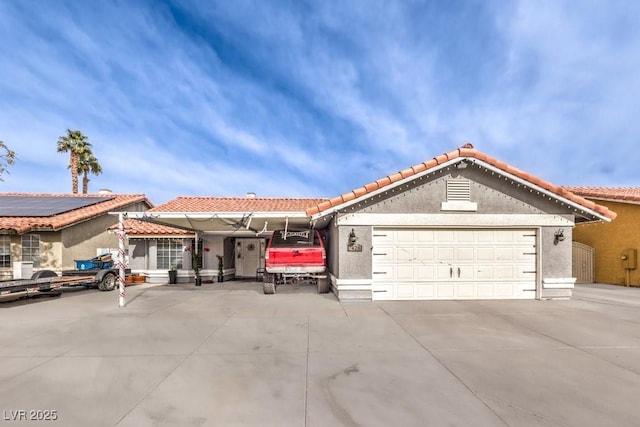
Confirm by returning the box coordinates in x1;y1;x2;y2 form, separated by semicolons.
0;236;10;268
21;234;40;268
269;230;320;247
157;239;183;270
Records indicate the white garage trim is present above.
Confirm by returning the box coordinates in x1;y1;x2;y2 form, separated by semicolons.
338;213;573;227
372;228;538;301
543;277;576;289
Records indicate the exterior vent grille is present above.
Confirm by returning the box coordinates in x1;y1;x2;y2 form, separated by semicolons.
447;180;471;201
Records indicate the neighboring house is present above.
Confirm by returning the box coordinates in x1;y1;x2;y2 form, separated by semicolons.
0;192;152;279
124;144;615;301
563;187;640;286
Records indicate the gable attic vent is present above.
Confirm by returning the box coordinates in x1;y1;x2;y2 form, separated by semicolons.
446;180;471;201
442;179;477;211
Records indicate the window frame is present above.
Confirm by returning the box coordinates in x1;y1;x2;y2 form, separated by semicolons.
157;239;183;270
0;235;10;268
21;234;40;268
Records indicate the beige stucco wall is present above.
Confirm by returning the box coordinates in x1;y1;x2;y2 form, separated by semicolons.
1;200;150;277
573;201;640;286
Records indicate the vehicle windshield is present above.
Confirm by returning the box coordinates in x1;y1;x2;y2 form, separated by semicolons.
270;230;320;247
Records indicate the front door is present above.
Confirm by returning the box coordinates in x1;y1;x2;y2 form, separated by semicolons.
235;238;264;278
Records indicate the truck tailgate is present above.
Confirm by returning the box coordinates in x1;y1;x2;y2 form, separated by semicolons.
267;247;325;267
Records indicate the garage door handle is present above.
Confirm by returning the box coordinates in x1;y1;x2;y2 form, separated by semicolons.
457;267;461;278
450;267;453;278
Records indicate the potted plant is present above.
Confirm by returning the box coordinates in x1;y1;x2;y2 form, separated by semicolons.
168;265;178;284
216;255;224;282
186;246;209;286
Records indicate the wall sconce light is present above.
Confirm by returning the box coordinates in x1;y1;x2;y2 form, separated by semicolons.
554;229;565;245
347;228;362;252
349;228;357;245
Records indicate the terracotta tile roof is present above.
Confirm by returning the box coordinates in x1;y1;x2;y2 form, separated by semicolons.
151;196;328;213
305;144;617;221
115;218;195;236
0;193;152;234
562;187;640;205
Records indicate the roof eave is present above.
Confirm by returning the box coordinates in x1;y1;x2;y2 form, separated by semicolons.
310;156;614;223
310;157;462;221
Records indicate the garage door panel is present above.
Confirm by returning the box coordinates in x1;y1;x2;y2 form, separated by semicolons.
517;269;537;280
372;232;393;243
416;230;435;243
372;265;393;281
516;250;536;262
437;230;455;243
416;265;436;280
396;230;416;243
435;264;453;280
416;247;435;262
476;266;494;280
477;284;496;298
457;283;475;298
395;265;415;281
437;247;455;262
515;233;536;243
436;284;455;298
456;247;474;262
372;285;394;299
396;284;415;298
372;246;395;262
476;247;495;261
477;231;495;243
396;246;415;262
416;283;435;298
458;266;474;280
456;230;475;243
495;247;515;261
494;265;523;279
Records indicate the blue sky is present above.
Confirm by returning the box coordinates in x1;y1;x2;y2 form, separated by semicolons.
1;0;639;205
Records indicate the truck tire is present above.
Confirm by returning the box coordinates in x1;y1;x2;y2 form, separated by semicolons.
263;281;276;294
317;277;330;294
263;273;276;294
98;273;117;291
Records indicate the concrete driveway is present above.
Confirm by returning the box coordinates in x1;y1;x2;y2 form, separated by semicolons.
1;282;640;426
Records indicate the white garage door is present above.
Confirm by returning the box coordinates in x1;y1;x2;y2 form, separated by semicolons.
372;228;537;300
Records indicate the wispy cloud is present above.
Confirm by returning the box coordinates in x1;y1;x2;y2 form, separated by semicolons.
1;0;638;204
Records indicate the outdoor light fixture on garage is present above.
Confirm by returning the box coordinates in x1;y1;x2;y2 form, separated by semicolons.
347;228;362;252
554;229;565;245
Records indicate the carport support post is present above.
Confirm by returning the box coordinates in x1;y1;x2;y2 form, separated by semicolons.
117;212;126;307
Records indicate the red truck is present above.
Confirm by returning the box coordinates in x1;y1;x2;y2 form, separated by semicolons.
263;229;329;294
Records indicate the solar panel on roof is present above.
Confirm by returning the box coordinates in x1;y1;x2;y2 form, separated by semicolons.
0;196;116;217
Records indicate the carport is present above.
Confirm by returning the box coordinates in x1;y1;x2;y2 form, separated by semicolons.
119;196;330;284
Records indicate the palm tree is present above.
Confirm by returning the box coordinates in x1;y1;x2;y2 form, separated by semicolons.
78;151;103;194
0;140;16;182
57;130;91;193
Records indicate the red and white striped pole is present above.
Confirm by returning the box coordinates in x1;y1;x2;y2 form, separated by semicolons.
117;212;126;307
